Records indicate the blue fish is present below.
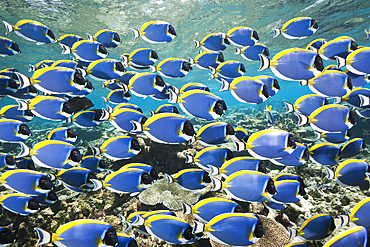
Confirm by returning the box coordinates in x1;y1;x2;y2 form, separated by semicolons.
102;89;131;104
323;226;368;247
128;72;166;98
339;197;370;228
211;170;276;203
0;169;55;196
151;58;192;78
116;233;137;247
236;129;297;160
345;70;369;88
181;197;242;223
235;44;269;61
169;89;227;120
87;29;121;48
273;17;319;39
271;143;308;167
132;113;195;145
113;103;142;113
47;127;78;144
327;159;369;187
69;109;108;128
193;213;264;246
122;48;158;69
179;82;209;94
259;48;324;81
288;214;337;241
51;59;86;76
269;179;306;205
109;108;147;133
56;167;101;192
301;70;352;98
194;122;234;146
0;36;20;56
210;60;245;79
284;94;328;116
185;146;234;170
90;136;141;160
0;193;40;216
285;243;307;247
167;168;211;191
18;140;82;170
194;32;229;52
61;40;108;62
0;228;16;246
34;219;119;247
337;46;370;76
220;76;269;104
191;50;224;70
32;190;58;205
19;95;74;121
306;38;327;53
209;156;266;178
0;104;34;122
103;168;153;196
101;80;127;91
120;163;158;180
0;75;20;94
131;21;177;43
355;108;370;119
150;104;179;116
319;36;358;60
87;59;126;81
14;157;35;170
144;214;199;245
113;71;138;86
3;19;57;44
28;59;55;72
341;138;365;158
7;85;38;100
227;26;259;47
79;156;106;173
316;131;351;144
0;119;32;143
309;143;341;166
234;126;249;142
296;104;356;133
57;34;83;48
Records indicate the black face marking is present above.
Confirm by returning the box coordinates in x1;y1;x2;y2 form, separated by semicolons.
26;160;35;170
155;75;165;87
258;161;267;174
70;148;82;163
0;228;16;244
183;120;195;136
349;110;356;125
150;168;159;180
226;124;235;135
362;140;366;149
67;128;77;138
128;239;138;247
47;29;56;40
141;116;148;124
350;41;358;50
19;123;32;136
98;159;106;169
124;91;131;97
25;110;34;117
273;78;280;90
5;155;15;166
92;109;103;121
98;44;108;55
288;134;297;149
218;52;225;62
214;100;227;116
226;149;234;160
224;37;230;45
311;19;319;29
203;172;211;183
113;33;121;42
302;148;309;161
172;106;179;114
183;225;195;240
28;198;40;210
168;25;177;36
253;30;260;41
266;178;276;195
103;227;119;246
39;175;53;190
254;217;264;238
347;77;353;90
87;172;97;181
116;62;126;73
240;63;246;73
73;71;85;85
141;171;153;185
182;62;192;72
10;42;20;52
151;50;159;60
130;139;141;151
28;85;38;94
262;85;269;98
7;78;18;89
63;102;74;115
298;177;307;196
234;204;243;213
314;55;324;71
47;190;58;201
263;47;270;56
324;98;329;105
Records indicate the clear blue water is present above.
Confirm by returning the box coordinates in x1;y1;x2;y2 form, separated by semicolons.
1;0;370;114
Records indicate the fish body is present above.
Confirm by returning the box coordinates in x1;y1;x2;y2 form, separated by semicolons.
0;104;34;122
285;94;327;116
217;156;263;177
346;198;370;228
306;38;327;52
212;60;245;79
273;17;319;39
195;122;234;146
309;143;341;166
339;46;370;76
319;36;357;60
340;138;365;158
120;163;158;180
79;156;105;173
128;73;165;98
270;180;303;204
3;19;57;44
171;168;211;191
96;136;141;160
271;143;308;167
57;34;83;48
123;48;158;68
193;50;224;70
234;127;249;142
0;193;40;216
103;89;131;104
110;108;146;133
131;21;177;43
88;29;121;48
323;226;368;247
334;159;369;187
56;167;97;191
113;71;138;86
151;104;179;115
47;127;77;144
0;119;32;143
255;76;280;97
319;131;351;144
227;26;259;47
34;219;118;247
0;36;20;56
345;70;369;88
180;83;209;94
114;103;142;112
7;85;38;100
87;59;125;81
186;147;233;170
66;40;108;62
195;32;229;52
236;44;269;61
291;214;336;240
152;58;192;78
0;169;54;196
70;109;105;128
116;233;137;247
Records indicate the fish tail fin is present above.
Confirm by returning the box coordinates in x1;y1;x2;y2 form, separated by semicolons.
325;167;335;180
181;201;192;215
194;40;201;48
235;47;242;55
131;120;144;132
336;215;350;230
219;78;231;91
168;88;179;103
66;118;73;124
2;21;14;35
15;72;33;89
185;154;194;163
365;29;369;39
284;102;295;114
258;54;270;71
130;28;140;40
100;82;107;89
207;165;220;176
86;33;94;41
101;96;108;104
121;83;129;93
294;112;309;127
359;94;370;107
209;66;216;75
89;146;101;156
192;220;205;234
17;142;31;158
106;105;113;114
60;43;72;54
187;136;196;145
234;140;252;151
17;100;29;111
210;177;223;191
99;108;110;121
165;173;174;184
288;227;298;240
313;131;322;141
117;214;133;232
332;96;343;104
132;213;145;226
28;64;36;72
335;56;346;68
121;55;129;67
34;227;52;246
89;179;103;191
188;57;195;66
149;66;157;73
209;73;216;80
299;80;308;86
272;28;281;38
149;110;156;117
